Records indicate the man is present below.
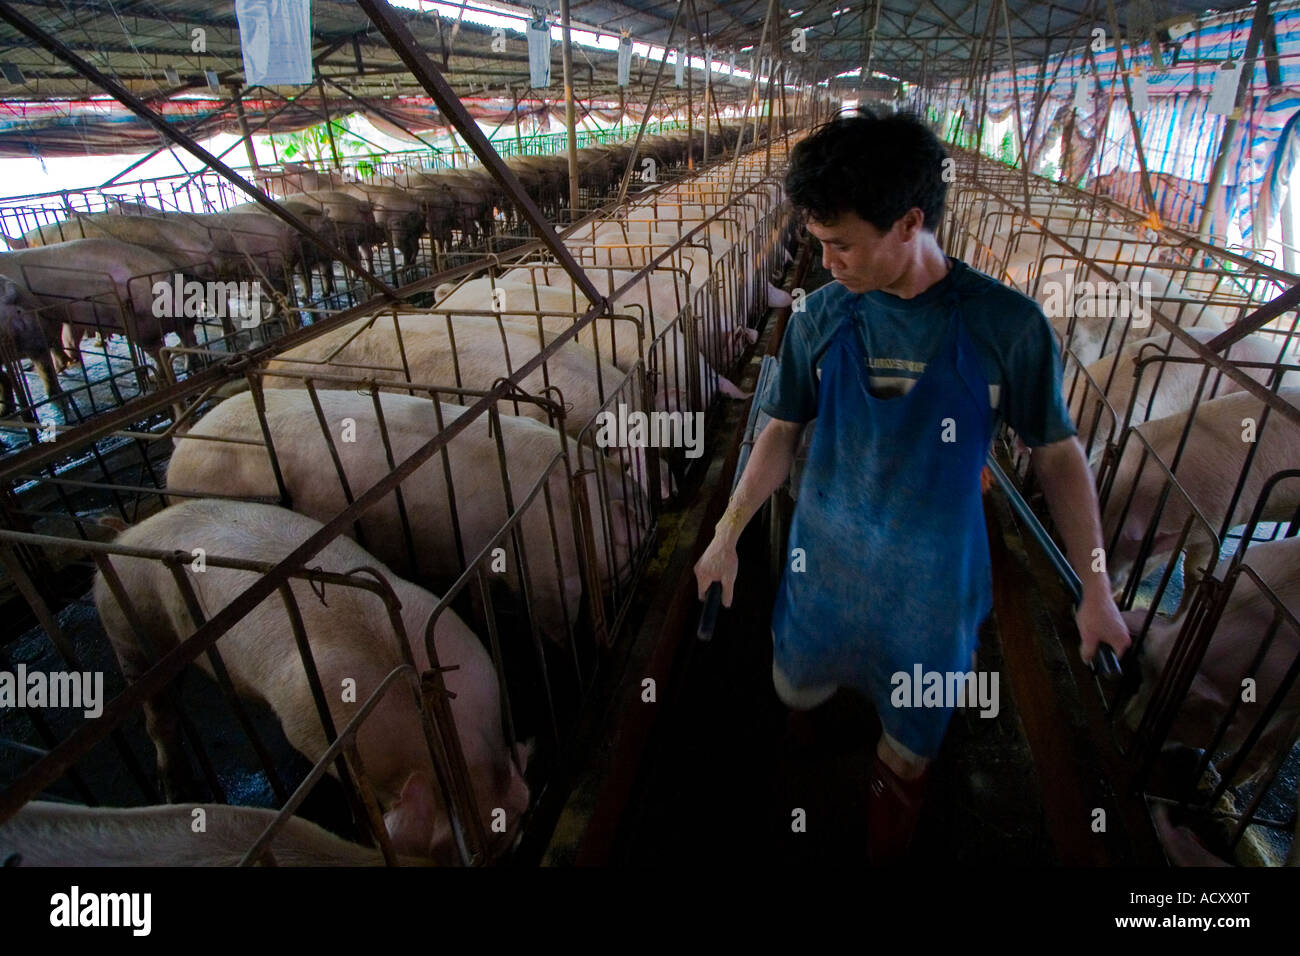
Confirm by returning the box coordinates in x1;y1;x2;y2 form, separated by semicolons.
692;111;1131;863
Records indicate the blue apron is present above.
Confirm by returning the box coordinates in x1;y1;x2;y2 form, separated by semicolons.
770;287;994;759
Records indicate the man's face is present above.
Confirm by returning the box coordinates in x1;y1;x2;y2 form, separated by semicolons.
806;210;909;294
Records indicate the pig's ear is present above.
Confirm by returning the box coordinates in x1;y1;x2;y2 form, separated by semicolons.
383;771;446;861
0;278;19;304
514;738;535;774
96;515;130;537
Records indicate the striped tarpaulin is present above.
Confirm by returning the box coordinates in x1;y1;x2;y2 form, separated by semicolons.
929;1;1300;249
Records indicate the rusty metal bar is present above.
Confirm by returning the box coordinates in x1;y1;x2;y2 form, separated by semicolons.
1104;0;1160;219
231;84;262;175
1205;282;1300;352
560;0;582;216
356;0;604;309
317;76;344;171
725;0;778;204
1199;0;1272;239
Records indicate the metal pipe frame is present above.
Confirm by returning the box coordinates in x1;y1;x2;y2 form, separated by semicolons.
0;150;789;824
0;4;403;307
357;0;605;310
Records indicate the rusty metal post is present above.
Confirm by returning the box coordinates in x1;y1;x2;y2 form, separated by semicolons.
560;0;582;217
864;0;882;88
356;0;604;307
513;87;524;152
231;83;262;174
615;0;688;205
1198;0;1272;239
686;35;695;170
318;77;343;170
725;0;779;203
1105;0;1161;220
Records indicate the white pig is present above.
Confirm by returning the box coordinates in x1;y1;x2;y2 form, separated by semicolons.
0;801;432;866
93;499;529;863
1045;268;1228;368
1102;387;1300;596
263;312;623;443
1072;327;1294;465
1122;533;1300;785
165;390;634;643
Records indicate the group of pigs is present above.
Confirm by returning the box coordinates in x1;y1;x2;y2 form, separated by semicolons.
0;141;781;866
1014;224;1300;865
0;124;755;423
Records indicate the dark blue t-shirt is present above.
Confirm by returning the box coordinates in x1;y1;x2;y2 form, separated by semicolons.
760;257;1077;448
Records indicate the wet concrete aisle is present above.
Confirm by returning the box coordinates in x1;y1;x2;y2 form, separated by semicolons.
609;504;1059;866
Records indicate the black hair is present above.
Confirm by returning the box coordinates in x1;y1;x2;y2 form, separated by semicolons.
784;109;948;233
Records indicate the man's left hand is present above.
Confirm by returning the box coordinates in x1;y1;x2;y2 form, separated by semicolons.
1075;589;1132;664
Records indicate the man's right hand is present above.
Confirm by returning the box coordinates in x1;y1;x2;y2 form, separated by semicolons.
694;533;740;607
692;417;804;611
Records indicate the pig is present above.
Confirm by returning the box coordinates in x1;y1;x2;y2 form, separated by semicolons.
1122;533;1300;786
262;311;625;445
1071;327;1294;465
0;277;66;416
434;271;744;403
279;191;381;271
1043;268;1228;368
273;162;431;271
334;183;426;270
0;238;199;385
164;390;634;643
93;498;529;863
1102;387;1300;605
223;198;337;285
431;170;500;240
9;211;221;279
0;800;432;866
164;210;306;289
385;171;461;247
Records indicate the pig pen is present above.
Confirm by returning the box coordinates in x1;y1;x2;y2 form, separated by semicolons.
0;125;747;437
0;136;793;865
941;145;1300;866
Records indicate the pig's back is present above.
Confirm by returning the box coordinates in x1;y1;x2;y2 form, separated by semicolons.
0;801;401;867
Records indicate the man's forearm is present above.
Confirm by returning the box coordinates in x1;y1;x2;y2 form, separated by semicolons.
1031;437;1111;598
715;419;804;547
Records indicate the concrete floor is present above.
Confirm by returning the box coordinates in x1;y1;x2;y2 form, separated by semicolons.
606;504;1057;866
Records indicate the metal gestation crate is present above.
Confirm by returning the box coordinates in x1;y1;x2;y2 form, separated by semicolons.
943;145;1300;864
0;136;792;865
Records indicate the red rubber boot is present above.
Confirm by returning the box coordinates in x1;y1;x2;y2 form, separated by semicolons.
866;753;930;865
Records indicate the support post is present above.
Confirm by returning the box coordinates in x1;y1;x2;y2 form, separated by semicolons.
231;83;262;173
1105;0;1161;220
615;0;687;205
1198;0;1272;240
725;0;779;203
317;76;343;170
560;0;581;218
686;35;695;170
513;88;524;152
